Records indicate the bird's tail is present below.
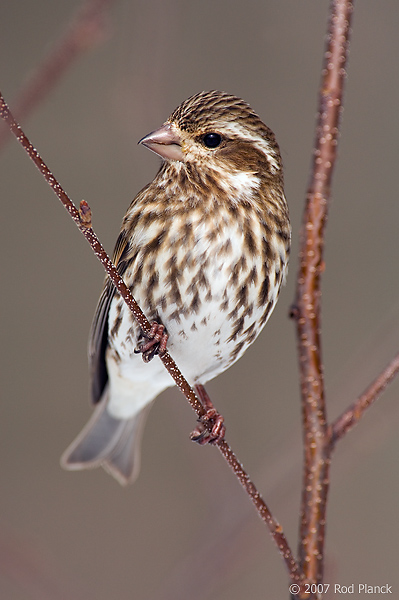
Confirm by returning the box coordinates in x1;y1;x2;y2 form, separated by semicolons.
61;395;152;486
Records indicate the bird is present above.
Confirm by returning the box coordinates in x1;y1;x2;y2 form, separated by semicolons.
61;90;291;485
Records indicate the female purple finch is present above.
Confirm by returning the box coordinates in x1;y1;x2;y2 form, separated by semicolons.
61;90;290;485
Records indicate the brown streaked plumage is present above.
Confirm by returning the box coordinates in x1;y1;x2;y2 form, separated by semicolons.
61;91;290;485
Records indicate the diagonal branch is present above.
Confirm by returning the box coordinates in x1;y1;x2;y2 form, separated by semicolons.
292;0;354;585
329;351;399;448
0;90;304;590
0;0;118;153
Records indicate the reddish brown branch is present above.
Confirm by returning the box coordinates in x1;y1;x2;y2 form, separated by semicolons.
0;90;199;409
0;0;118;153
293;0;354;586
0;91;303;590
216;440;305;589
329;351;399;448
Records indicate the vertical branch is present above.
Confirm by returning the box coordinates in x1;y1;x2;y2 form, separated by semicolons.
293;0;354;584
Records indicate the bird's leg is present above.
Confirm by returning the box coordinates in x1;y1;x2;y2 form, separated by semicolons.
190;384;226;445
134;321;168;363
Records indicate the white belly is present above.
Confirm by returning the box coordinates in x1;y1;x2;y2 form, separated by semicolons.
106;209;287;419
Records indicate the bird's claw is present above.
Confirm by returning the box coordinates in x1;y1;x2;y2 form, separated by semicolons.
190;384;226;445
190;409;226;445
134;321;168;363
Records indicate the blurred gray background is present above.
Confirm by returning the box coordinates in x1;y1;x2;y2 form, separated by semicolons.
1;1;399;599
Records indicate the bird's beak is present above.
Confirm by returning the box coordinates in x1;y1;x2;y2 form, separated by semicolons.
139;122;184;161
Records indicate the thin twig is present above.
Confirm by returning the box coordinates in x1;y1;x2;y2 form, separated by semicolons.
0;90;303;590
292;0;354;586
0;90;201;414
329;351;399;447
0;0;118;153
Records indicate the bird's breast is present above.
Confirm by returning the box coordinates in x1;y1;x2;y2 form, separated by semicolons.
108;200;288;384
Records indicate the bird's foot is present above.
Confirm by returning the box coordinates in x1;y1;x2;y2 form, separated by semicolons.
134;321;168;363
190;384;226;445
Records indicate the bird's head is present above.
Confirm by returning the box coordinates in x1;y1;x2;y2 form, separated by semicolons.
139;91;283;192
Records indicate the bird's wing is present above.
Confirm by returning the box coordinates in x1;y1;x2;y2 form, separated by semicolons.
88;229;131;404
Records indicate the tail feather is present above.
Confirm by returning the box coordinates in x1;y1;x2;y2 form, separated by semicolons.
102;413;148;485
61;396;152;485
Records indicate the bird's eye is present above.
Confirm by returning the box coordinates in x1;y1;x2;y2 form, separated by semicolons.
202;132;222;148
